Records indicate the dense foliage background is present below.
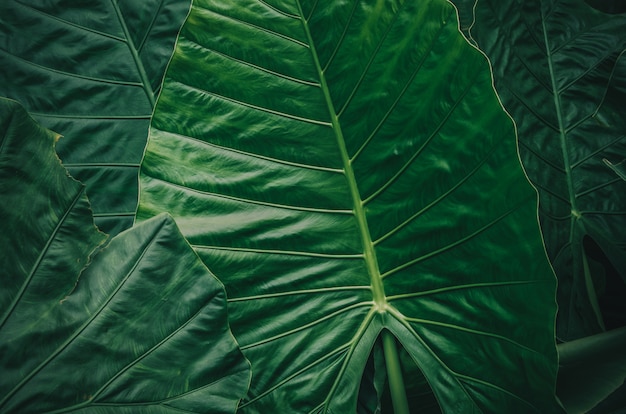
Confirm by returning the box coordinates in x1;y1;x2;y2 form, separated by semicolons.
1;0;624;412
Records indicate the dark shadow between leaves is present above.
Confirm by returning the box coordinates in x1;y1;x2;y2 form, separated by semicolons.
358;333;443;414
584;236;626;331
585;0;626;14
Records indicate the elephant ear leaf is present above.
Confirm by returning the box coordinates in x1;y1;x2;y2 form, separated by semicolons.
0;0;191;235
448;0;626;340
138;0;561;412
0;98;250;414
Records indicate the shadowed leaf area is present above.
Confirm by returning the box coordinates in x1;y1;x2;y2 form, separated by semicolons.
0;0;191;235
448;0;626;341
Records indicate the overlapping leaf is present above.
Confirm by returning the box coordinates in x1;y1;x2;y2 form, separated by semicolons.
449;0;626;340
557;327;626;412
0;0;190;235
0;98;250;413
448;0;476;39
137;0;561;412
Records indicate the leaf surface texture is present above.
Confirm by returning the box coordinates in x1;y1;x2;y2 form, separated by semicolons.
0;98;250;413
138;0;561;412
0;0;190;235
449;0;626;340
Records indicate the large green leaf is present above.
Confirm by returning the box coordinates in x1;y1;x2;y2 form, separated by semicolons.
0;98;250;413
0;0;190;235
448;0;626;340
137;0;561;412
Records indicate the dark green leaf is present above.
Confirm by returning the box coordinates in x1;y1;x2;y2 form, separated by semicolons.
449;0;626;340
0;97;106;325
137;0;561;412
584;0;626;14
449;0;476;40
0;98;250;413
0;0;190;235
557;326;626;413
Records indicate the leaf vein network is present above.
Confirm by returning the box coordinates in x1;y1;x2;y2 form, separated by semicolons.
194;4;309;48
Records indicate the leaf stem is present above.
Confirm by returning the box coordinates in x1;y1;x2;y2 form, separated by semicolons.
581;244;606;331
540;11;577;224
382;330;410;414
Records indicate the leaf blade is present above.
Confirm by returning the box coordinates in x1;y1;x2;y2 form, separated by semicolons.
449;0;626;340
138;0;561;412
0;98;250;414
0;0;191;235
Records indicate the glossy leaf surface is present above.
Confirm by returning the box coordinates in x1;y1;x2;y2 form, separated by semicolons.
0;98;250;413
0;0;190;235
138;0;560;412
449;0;626;340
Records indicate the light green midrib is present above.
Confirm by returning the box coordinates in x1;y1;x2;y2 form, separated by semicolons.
111;0;156;108
296;3;387;310
541;16;577;221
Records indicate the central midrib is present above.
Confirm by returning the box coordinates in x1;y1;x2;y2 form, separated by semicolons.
111;0;156;108
541;11;578;227
295;2;387;310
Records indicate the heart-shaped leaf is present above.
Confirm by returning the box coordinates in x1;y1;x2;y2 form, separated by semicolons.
137;0;561;412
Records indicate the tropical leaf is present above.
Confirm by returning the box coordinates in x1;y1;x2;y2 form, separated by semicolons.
557;326;626;413
0;0;190;235
448;0;626;340
137;0;561;412
0;96;106;325
0;98;250;413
